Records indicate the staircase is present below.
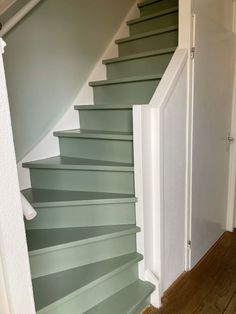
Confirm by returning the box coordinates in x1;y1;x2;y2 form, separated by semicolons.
22;0;178;312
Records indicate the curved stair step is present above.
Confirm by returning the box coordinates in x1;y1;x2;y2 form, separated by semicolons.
33;253;142;313
27;225;140;278
85;280;155;314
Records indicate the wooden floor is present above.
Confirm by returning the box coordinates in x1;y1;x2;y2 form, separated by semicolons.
144;231;236;314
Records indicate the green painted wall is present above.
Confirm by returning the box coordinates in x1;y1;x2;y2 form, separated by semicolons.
3;0;135;160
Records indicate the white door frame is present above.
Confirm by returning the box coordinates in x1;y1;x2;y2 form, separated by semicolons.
226;0;236;232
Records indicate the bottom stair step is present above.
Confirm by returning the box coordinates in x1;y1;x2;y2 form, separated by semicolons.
85;280;155;314
34;253;142;313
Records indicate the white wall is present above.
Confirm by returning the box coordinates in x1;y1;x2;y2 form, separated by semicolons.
0;38;35;313
191;0;236;266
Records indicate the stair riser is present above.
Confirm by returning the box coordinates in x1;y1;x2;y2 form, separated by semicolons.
118;30;178;57
106;53;173;79
139;0;178;16
79;109;133;132
129;11;178;36
93;80;159;104
30;169;134;194
37;264;138;314
58;138;134;163
30;234;137;279
25;203;136;229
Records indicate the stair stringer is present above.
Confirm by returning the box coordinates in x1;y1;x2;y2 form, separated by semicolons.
133;48;189;304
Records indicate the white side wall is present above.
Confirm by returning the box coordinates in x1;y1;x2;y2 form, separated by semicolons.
0;38;35;313
190;0;236;267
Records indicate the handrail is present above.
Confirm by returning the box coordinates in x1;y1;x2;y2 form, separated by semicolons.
0;0;41;37
21;193;37;220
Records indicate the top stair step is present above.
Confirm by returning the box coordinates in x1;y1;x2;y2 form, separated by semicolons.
138;0;178;16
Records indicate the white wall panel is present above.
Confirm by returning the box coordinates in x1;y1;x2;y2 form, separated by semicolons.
191;0;236;266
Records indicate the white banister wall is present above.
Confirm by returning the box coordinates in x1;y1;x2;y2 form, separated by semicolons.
133;0;193;302
0;38;35;313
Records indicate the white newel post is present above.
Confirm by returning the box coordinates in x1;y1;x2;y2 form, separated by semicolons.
0;38;35;313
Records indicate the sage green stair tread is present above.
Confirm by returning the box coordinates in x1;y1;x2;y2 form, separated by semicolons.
75;104;134;110
138;0;163;8
103;47;176;65
23;156;134;172
127;6;178;25
33;253;143;311
115;25;178;44
27;225;140;252
89;74;163;87
85;280;155;314
54;129;133;140
22;188;137;207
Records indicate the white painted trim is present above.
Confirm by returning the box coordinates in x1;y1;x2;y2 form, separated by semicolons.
133;105;145;281
0;0;42;37
0;37;35;314
0;0;17;15
226;0;236;231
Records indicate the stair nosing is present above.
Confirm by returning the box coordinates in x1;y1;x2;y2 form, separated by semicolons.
74;104;134;110
23;157;134;172
23;188;137;208
102;47;176;65
89;74;162;87
28;226;141;256
54;129;133;141
127;6;178;25
115;25;178;44
36;254;143;313
138;0;163;8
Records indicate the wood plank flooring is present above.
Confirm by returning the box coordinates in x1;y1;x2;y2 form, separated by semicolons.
143;231;236;314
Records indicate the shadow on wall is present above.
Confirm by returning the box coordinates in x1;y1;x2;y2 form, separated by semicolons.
3;0;135;161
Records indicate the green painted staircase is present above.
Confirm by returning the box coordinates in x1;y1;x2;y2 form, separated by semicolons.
22;0;178;312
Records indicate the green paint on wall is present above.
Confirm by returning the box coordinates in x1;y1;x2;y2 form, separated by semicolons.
3;0;135;160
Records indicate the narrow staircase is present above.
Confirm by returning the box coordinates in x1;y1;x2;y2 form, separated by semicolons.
22;0;178;312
